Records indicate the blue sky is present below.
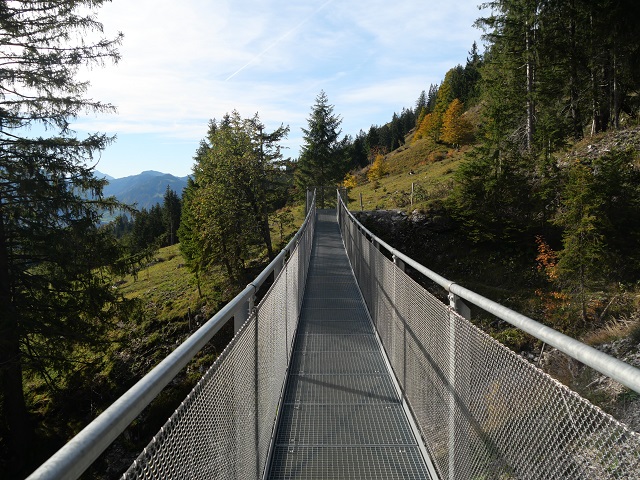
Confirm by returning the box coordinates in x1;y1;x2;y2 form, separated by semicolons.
74;0;487;179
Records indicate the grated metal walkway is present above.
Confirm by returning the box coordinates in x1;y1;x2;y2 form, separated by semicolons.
267;210;432;479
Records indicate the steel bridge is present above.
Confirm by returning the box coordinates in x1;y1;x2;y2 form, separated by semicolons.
29;192;640;479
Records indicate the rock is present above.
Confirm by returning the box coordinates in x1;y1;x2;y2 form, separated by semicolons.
410;209;427;223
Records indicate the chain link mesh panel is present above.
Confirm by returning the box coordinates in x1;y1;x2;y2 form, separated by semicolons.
122;204;315;480
339;202;640;480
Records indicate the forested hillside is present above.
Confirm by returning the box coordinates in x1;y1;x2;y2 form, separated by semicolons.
341;0;640;339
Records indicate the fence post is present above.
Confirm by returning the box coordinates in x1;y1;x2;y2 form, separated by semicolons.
254;304;260;479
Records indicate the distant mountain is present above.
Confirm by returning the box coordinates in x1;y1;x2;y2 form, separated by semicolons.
99;170;189;210
94;170;116;182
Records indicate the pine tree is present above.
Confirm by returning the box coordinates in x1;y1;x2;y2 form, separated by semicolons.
295;90;346;205
0;1;124;472
415;90;427;115
553;160;605;323
178;177;204;297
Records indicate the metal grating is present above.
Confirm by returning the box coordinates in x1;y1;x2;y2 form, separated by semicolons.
267;210;431;479
289;351;387;375
283;373;400;405
294;334;380;352
275;404;418;445
296;320;374;336
269;446;429;480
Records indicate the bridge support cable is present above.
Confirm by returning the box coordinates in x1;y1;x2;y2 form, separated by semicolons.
338;195;640;479
27;195;317;480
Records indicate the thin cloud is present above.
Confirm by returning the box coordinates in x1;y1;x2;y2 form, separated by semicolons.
225;0;336;81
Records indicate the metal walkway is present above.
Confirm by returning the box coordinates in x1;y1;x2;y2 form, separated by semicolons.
267;210;431;479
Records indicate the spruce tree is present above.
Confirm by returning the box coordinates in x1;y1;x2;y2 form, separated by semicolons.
162;186;181;246
0;1;124;473
295;90;346;205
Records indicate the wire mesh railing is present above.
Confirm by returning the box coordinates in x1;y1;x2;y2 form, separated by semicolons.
28;195;316;480
121;202;316;480
338;196;640;480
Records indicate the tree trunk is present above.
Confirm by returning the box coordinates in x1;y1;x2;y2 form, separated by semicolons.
569;0;583;140
525;22;535;152
589;12;601;136
612;48;621;129
0;208;31;474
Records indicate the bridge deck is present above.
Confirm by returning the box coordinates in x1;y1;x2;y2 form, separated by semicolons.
267;210;432;479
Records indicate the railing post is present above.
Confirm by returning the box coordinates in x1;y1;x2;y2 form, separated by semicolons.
393;254;405;273
273;253;285;281
447;286;470;480
393;254;407;397
235;289;256;333
447;290;457;480
248;299;259;479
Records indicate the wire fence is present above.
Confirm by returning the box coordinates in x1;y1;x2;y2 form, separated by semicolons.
120;201;316;480
338;199;640;480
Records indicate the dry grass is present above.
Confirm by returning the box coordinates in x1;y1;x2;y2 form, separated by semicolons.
346;143;467;212
583;317;640;346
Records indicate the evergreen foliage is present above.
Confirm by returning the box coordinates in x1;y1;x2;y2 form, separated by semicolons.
162;186;182;246
180;112;289;284
0;1;125;473
295;91;347;199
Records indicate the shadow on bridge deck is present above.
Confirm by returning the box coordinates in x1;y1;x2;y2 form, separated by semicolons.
267;210;432;479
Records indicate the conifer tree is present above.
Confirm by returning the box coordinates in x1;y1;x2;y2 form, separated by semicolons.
162;186;181;246
182;112;288;283
441;99;472;147
553;161;605;323
0;1;124;472
295;91;346;204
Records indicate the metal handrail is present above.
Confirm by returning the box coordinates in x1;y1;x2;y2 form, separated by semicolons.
27;195;317;480
337;194;640;394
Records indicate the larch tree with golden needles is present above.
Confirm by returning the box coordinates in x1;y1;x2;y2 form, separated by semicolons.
441;98;472;147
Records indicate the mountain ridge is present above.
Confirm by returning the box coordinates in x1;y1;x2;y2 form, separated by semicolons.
95;170;189;210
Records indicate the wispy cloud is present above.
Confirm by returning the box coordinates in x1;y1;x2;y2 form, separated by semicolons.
75;0;485;177
225;0;336;81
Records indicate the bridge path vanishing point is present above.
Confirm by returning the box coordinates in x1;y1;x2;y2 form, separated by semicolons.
267;209;434;479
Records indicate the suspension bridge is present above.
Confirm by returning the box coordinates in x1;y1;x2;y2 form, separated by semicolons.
29;191;640;479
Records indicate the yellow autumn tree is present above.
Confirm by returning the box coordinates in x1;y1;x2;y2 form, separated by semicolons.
440;98;472;146
367;154;388;182
413;112;442;144
343;172;358;189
